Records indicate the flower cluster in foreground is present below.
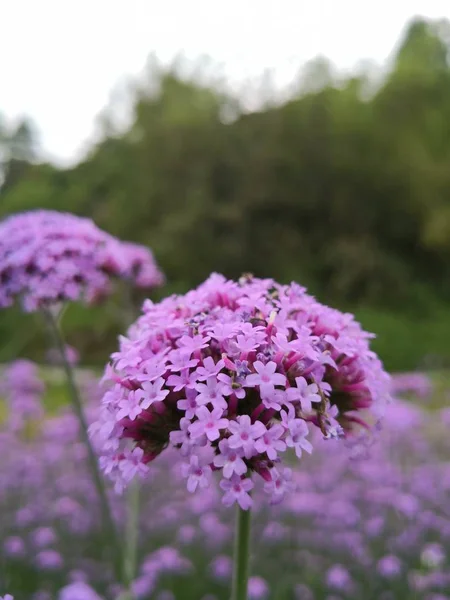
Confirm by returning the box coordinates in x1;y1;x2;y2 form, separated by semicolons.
92;273;391;507
0;210;164;311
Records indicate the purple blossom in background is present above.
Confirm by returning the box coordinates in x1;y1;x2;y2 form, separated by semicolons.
131;575;156;599
0;210;164;311
326;564;353;591
377;555;402;578
421;543;446;569
247;576;269;599
390;372;433;399
1;360;45;432
31;527;57;548
35;549;64;570
91;273;391;507
58;582;103;600
46;345;79;367
120;241;165;289
3;536;26;558
209;555;233;580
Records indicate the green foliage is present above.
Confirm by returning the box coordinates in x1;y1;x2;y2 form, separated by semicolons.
354;307;450;372
1;17;450;371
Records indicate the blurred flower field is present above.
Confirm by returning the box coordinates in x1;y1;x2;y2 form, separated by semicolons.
1;362;450;600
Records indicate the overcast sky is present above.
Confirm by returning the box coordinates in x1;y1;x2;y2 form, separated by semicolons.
1;0;449;165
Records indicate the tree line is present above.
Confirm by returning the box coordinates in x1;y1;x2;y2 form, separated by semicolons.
1;17;450;370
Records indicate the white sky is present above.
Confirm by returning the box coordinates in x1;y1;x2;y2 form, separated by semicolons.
1;0;449;165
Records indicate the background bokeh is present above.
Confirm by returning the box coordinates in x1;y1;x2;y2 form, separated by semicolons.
1;16;450;371
3;8;450;600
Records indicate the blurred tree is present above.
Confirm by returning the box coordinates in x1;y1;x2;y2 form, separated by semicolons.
1;117;39;194
297;56;336;94
394;17;449;74
1;17;450;369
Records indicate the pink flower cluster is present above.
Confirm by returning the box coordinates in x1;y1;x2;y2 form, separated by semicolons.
0;210;164;312
121;242;165;289
92;274;391;508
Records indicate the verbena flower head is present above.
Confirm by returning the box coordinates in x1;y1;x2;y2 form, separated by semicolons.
0;209;164;312
92;273;391;508
121;242;166;289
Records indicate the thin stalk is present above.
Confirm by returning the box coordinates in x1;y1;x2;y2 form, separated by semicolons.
43;309;121;580
231;505;252;600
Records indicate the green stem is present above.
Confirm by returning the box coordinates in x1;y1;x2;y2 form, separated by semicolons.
231;505;252;600
43;309;121;580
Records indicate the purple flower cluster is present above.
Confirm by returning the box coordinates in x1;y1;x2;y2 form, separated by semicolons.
92;273;391;507
121;242;165;289
0;210;164;311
